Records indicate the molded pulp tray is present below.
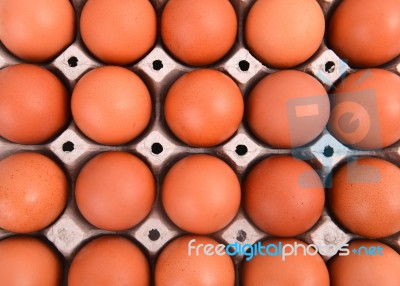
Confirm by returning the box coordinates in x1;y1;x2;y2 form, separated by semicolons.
0;0;399;285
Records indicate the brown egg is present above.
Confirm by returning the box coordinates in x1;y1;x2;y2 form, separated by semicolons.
80;0;157;65
328;157;400;238
242;238;329;286
162;154;240;234
0;236;62;285
0;0;75;62
246;70;329;148
71;66;152;145
245;0;325;68
244;156;325;237
161;0;237;66
68;236;150;286
0;152;68;233
0;64;70;144
328;240;400;286
165;69;243;147
75;152;155;231
155;235;235;286
329;0;400;68
328;69;400;150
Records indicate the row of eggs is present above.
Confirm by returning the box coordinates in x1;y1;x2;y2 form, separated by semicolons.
1;64;399;150
1;151;399;239
1;234;399;285
1;0;399;68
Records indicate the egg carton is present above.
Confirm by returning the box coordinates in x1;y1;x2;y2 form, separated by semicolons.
0;0;399;285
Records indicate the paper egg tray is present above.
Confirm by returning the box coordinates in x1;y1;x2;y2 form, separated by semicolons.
0;0;399;284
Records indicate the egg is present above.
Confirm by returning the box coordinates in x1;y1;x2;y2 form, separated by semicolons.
155;235;235;286
75;151;155;231
165;69;243;147
328;240;400;286
0;236;62;285
328;69;400;150
0;64;70;145
328;0;400;68
242;238;329;286
68;235;150;286
246;70;329;148
244;156;325;237
71;66;152;145
80;0;157;65
328;157;400;238
161;0;237;66
0;152;68;233
162;154;241;234
245;0;325;68
0;0;75;62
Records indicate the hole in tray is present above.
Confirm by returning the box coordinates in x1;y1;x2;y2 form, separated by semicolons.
68;56;78;67
236;230;247;242
235;145;248;156
152;60;163;71
239;60;250;71
323;145;334;157
325;61;335;73
151;142;163;154
62;141;74;152
148;229;160;241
